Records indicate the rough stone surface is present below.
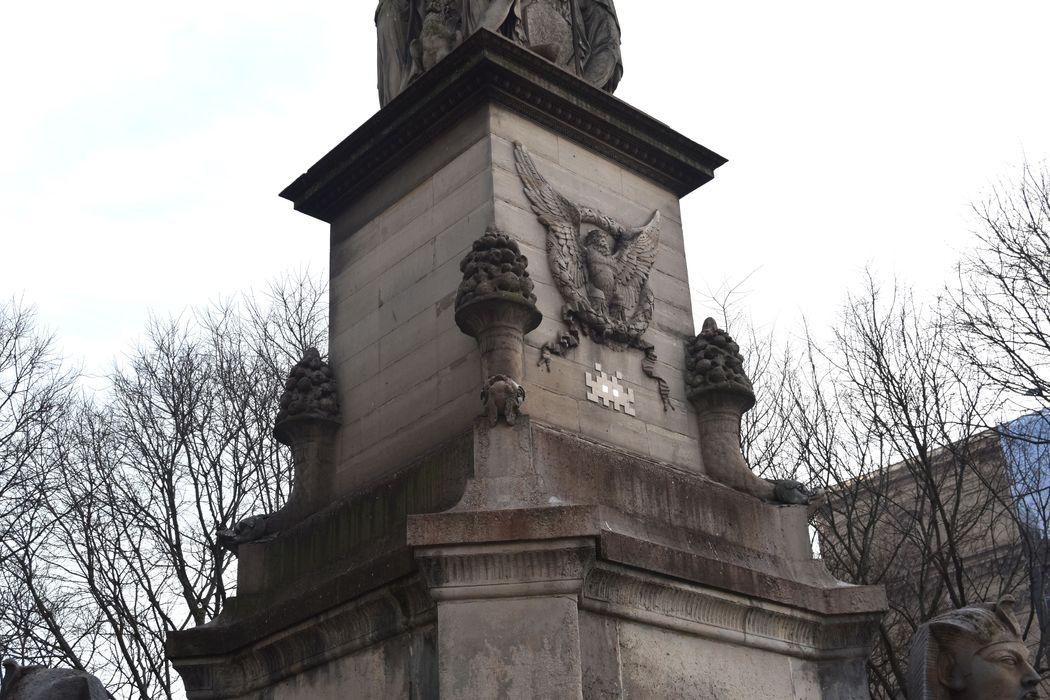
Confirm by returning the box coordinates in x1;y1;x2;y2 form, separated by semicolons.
169;421;885;699
437;597;584;699
0;661;110;700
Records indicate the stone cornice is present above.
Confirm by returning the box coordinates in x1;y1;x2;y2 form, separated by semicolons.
415;538;596;601
408;506;887;618
581;563;882;662
280;30;727;223
166;547;417;660
170;575;433;700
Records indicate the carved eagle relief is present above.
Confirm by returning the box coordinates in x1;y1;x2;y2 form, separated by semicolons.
513;143;661;351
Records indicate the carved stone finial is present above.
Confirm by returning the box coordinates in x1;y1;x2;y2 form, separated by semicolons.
684;318;822;507
481;375;526;427
513;142;672;409
455;227;541;424
684;318;755;407
218;349;340;555
908;597;1040;700
274;347;340;445
455;227;538;315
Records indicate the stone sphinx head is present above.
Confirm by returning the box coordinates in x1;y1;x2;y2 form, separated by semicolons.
908;597;1041;700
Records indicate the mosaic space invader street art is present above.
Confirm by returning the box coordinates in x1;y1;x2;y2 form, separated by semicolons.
585;363;637;416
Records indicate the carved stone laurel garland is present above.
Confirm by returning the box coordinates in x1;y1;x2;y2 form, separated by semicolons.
513;143;672;411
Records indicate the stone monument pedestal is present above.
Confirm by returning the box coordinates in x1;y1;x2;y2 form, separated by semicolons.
166;31;885;699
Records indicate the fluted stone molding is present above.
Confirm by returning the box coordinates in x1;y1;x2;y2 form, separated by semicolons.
416;538;596;601
581;562;878;662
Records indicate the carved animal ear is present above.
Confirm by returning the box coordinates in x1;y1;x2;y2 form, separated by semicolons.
516;385;526;400
1;659;23;695
936;650;966;691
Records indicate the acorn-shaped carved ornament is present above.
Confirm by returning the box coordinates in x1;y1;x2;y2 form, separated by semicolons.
684;318;755;409
274;347;340;445
454;227;541;337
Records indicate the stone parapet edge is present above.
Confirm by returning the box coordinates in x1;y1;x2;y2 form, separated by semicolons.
169;573;433;700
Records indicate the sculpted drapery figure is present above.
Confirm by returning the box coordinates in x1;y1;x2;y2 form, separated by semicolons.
375;0;421;106
908;597;1040;700
376;0;622;106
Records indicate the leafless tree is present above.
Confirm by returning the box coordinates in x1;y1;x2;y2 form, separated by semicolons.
0;273;327;699
952;162;1050;412
948;161;1050;671
736;277;1035;699
0;299;82;669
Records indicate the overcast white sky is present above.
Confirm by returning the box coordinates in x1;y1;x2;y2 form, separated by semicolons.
2;1;1049;375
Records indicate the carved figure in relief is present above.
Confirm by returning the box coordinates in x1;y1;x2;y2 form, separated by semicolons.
514;142;659;349
376;0;423;106
908;597;1040;700
463;0;525;39
412;0;463;72
576;0;622;91
481;375;526;426
376;0;622;106
514;142;672;410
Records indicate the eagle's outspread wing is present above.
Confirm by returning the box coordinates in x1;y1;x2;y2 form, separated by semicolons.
614;211;661;317
513;143;587;308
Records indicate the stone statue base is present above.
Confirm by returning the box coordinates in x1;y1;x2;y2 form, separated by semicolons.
168;419;884;698
167;32;885;699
